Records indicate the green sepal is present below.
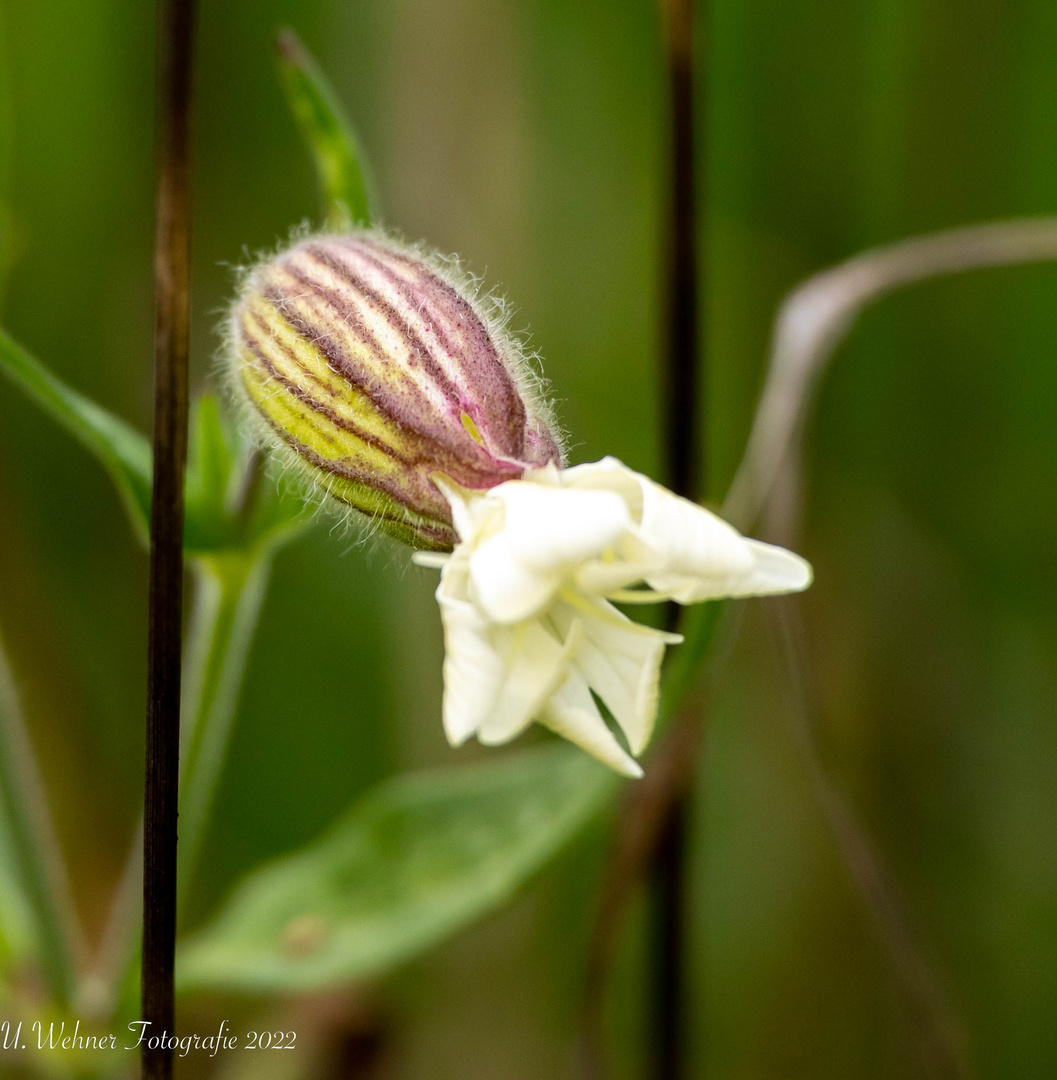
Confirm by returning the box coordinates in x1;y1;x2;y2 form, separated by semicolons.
187;395;234;525
184;395;308;553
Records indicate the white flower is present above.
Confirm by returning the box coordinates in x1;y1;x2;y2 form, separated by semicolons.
414;457;812;777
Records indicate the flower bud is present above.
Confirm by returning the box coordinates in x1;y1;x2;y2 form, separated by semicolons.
229;233;563;549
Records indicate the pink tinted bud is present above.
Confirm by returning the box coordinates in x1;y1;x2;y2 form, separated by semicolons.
229;233;563;549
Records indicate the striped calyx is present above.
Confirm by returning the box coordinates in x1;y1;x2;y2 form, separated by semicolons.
230;233;563;549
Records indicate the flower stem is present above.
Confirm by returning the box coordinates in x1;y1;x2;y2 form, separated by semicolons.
653;0;701;1077
177;551;273;913
87;548;272;1023
142;0;196;1074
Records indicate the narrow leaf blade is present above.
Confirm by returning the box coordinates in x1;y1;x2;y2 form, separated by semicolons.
177;746;615;993
277;28;375;230
0;326;152;540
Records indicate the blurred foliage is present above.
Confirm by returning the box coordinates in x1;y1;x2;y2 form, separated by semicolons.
0;0;1055;1078
178;747;613;994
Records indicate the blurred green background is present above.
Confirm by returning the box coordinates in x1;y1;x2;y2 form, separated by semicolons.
2;0;1057;1076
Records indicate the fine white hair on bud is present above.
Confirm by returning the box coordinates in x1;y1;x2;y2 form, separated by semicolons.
227;231;564;550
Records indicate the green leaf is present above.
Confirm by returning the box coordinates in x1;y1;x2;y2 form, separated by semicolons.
0;329;309;555
176;601;725;997
276;28;376;230
0;325;152;542
177;746;615;993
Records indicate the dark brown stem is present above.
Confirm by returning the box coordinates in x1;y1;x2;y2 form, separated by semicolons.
652;799;688;1079
142;0;196;1076
652;0;701;1077
581;0;702;1073
579;702;708;1080
661;0;700;504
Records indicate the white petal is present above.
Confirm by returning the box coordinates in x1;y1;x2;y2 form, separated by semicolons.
538;459;663;595
627;471;813;602
639;476;754;575
573;528;663;595
521;461;563;486
432;473;500;543
436;557;505;745
539;670;643;778
468;483;632;623
560;456;643;517
738;539;814;594
477;617;577;745
497;483;632;570
561;458;811;603
550;596;675;755
646;538;813;602
468;531;565;624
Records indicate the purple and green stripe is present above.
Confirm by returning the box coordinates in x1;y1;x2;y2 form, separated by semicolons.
230;233;561;550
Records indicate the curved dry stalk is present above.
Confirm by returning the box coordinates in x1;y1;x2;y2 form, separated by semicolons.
767;601;970;1079
582;217;1057;1078
724;217;1057;531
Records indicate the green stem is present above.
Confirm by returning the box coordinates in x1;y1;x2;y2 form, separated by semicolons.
0;627;81;1005
83;550;270;1033
176;550;272;913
